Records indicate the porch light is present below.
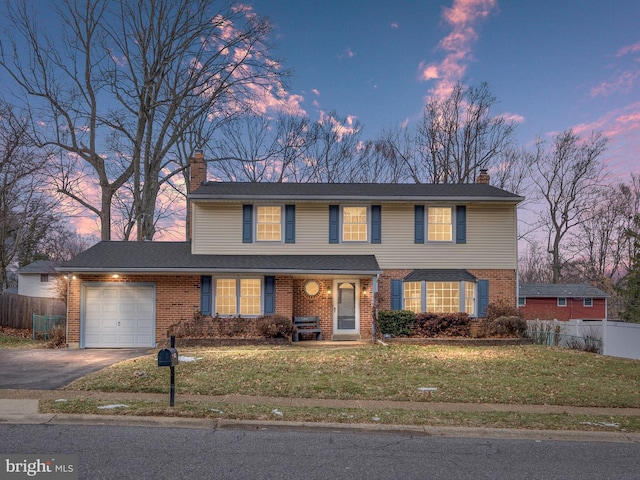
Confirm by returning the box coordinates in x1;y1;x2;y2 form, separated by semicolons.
327;288;332;295
362;287;367;295
112;274;120;279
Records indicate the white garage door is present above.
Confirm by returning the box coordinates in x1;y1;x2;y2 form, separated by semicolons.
83;284;155;348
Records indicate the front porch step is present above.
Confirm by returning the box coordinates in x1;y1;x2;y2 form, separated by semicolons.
331;333;361;341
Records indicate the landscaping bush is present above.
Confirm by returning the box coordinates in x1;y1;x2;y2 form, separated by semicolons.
257;315;297;339
488;315;528;338
377;310;415;337
44;324;67;348
485;298;522;321
412;312;471;337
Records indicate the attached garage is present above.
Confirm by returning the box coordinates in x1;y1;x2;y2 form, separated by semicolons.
82;283;155;348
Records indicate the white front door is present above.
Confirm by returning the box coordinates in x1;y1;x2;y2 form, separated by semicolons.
333;279;360;337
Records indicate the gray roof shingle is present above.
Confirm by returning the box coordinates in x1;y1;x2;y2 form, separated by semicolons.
404;269;477;282
190;182;524;203
18;260;60;274
58;241;382;275
519;284;609;298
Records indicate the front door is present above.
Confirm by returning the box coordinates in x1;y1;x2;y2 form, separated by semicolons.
333;279;360;338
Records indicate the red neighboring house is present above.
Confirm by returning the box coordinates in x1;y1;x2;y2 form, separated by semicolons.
518;284;609;321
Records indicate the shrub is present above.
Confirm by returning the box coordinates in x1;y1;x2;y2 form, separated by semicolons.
488;315;528;338
413;312;471;337
44;324;67;348
485;298;522;321
377;310;415;337
257;315;297;339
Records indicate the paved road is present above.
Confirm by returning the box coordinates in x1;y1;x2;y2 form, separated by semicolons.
0;349;150;389
1;423;639;480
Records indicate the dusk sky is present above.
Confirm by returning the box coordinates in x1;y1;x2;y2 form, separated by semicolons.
249;0;640;178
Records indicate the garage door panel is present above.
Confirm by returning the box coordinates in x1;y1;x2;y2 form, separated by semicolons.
83;284;155;348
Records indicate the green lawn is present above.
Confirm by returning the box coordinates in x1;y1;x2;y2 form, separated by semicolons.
42;344;640;432
64;344;640;407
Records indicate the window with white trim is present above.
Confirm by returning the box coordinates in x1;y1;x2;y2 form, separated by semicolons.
342;206;368;242
403;281;476;315
427;207;452;242
583;298;593;307
256;206;282;241
215;278;262;316
403;282;422;314
518;297;526;307
557;297;567;307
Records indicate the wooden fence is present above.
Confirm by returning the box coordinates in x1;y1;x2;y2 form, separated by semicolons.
0;293;66;329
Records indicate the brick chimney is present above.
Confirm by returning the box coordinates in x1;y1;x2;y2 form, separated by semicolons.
186;150;206;240
189;149;206;193
477;169;490;184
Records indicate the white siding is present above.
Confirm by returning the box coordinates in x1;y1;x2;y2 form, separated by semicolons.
192;202;518;270
17;274;59;298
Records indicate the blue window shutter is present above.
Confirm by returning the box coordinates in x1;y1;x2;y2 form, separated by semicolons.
371;205;381;244
329;205;339;244
456;205;467;244
414;205;425;244
285;205;295;244
200;276;212;316
391;279;403;310
478;280;489;317
264;276;275;314
242;205;253;243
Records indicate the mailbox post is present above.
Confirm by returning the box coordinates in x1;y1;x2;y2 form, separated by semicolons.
157;336;179;406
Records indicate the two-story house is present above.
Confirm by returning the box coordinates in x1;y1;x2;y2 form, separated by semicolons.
59;153;523;348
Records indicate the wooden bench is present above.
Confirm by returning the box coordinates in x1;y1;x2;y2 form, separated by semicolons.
292;316;323;342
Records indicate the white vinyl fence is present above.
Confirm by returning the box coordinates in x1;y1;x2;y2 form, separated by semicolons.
527;319;640;360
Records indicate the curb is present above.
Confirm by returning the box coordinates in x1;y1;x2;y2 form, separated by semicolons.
2;412;639;444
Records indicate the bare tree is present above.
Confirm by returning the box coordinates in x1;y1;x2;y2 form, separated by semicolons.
519;241;553;284
0;101;58;290
527;129;608;283
414;82;516;184
1;0;285;241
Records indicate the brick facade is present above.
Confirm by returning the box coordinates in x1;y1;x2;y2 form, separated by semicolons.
67;274;375;346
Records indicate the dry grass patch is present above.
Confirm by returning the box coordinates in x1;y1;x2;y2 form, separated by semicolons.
40;398;640;432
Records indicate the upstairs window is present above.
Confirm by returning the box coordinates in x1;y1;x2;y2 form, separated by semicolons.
342;206;368;242
256;206;282;241
428;207;452;242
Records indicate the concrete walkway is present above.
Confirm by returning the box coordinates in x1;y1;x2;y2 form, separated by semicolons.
1;389;639;443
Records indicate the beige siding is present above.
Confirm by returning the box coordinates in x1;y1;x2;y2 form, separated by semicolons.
192;202;518;270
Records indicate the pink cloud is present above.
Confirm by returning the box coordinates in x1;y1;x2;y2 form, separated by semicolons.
419;0;497;99
500;112;525;123
591;70;640;97
391;22;399;29
311;88;320;96
616;41;640;57
339;48;355;59
571;101;640;180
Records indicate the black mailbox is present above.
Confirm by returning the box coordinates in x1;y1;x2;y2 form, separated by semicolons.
158;347;179;367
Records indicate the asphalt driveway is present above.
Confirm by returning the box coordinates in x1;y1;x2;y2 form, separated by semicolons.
0;348;150;390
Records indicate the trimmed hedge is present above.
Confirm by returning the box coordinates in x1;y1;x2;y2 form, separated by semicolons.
377;310;415;337
378;310;471;337
413;312;471;337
